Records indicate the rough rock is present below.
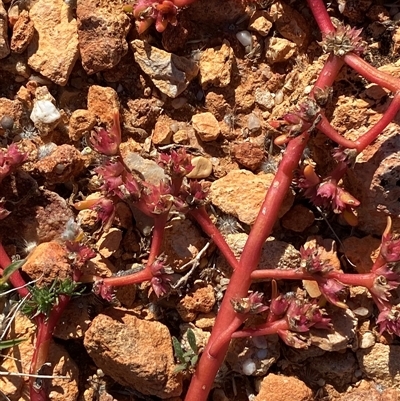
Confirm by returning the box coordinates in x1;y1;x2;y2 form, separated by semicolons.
83;253;116;277
10;10;35;54
217;233;300;275
191;112;220;142
53;296;94;340
87;85;120;127
84;308;182;398
311;350;358;389
33;144;85;184
357;343;400;388
27;0;79;85
22;241;73;286
268;1;310;48
345;122;400;235
338;387;383;401
77;0;131;74
177;284;216;322
199;40;234;88
265;37;296;64
227;336;280;376
0;98;23;135
122;152;166;186
340;0;372;22
340;236;381;273
162;218;207;271
254;374;313;401
0;1;9;59
96;227;123;258
152;115;174;145
68;109;97;141
186;156;213;179
210;170;295;225
232;142;264;171
131;39;199;98
310;307;358;352
255;88;275;110
249;11;273;36
393;27;400;55
282;204;315;232
0;313;79;401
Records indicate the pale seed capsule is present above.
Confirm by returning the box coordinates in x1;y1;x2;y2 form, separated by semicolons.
274;89;284;105
236;30;253;48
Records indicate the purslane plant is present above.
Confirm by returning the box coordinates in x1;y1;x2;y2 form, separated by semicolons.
1;0;400;400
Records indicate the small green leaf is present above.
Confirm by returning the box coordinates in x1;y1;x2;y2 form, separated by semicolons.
173;363;188;373
172;336;185;363
190;354;198;367
187;328;197;353
0;338;26;350
0;259;25;285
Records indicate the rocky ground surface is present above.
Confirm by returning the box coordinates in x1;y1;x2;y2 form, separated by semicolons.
1;0;400;400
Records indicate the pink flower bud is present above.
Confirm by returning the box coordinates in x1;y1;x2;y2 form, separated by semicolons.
90;111;121;156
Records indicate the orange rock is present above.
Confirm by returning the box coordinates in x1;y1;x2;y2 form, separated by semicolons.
255;373;312;401
177;284;216;322
23;241;73;287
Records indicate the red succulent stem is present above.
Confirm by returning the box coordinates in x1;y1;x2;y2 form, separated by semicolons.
232;318;289;338
251;269;376;289
312;54;344;93
354;91;400;152
184;133;310;401
240;133;310;269
172;0;198;6
344;53;400;92
101;266;153;287
317;90;400;152
330;161;348;182
146;213;169;267
190;207;241;271
306;0;336;35
0;242;29;297
29;295;71;401
317;115;357;149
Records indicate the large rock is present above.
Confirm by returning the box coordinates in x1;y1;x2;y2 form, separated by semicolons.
0;313;79;401
199;40;234;88
28;0;79;85
87;85;120;127
357;343;400;388
210;170;294;225
131;40;199;98
0;1;10;59
77;0;131;74
255;374;312;401
84;308;182;399
345;121;400;235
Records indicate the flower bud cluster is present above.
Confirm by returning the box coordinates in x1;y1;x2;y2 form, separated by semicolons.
295;164;360;224
0;143;27;184
133;0;178;33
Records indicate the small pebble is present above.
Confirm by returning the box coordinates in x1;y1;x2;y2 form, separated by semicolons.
242;359;257;375
0;116;14;130
186;156;213;179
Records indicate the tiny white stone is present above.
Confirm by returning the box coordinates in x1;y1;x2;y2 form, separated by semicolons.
30;100;61;125
242;359;257;375
247;113;261;132
236;31;253;48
